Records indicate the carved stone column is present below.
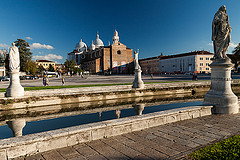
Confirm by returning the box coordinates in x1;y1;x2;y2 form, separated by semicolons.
132;69;144;89
203;61;239;114
133;104;145;115
7;119;26;137
6;71;24;98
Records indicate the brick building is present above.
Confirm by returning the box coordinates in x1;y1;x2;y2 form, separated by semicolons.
67;30;134;74
139;55;162;74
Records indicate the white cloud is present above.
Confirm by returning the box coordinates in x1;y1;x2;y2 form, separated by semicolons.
30;43;54;49
33;54;63;61
229;42;238;48
0;44;10;48
208;42;237;48
26;37;32;40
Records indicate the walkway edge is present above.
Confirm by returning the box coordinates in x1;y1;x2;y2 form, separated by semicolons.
0;105;212;159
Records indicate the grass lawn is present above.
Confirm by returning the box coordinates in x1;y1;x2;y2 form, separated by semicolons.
189;134;240;160
0;80;200;92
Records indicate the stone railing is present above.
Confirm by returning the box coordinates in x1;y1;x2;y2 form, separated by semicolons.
0;105;212;159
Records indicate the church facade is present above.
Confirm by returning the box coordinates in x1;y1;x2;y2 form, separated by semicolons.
68;30;134;74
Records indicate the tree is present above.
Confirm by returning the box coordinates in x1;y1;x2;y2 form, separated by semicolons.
25;60;37;75
48;64;55;72
14;39;33;72
64;59;77;72
73;67;83;74
0;49;7;66
232;43;240;71
37;65;45;74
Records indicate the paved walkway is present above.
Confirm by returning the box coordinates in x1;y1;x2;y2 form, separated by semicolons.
14;113;240;160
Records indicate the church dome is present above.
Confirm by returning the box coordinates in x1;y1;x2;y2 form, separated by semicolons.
89;40;95;51
93;33;104;48
75;39;87;52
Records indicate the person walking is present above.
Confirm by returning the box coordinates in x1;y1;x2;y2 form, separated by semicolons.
46;76;49;86
43;77;46;87
62;77;65;86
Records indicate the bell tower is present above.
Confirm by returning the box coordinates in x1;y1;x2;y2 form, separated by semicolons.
113;29;119;44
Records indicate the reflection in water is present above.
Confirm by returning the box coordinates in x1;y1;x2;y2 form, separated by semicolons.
6;118;26;137
133;104;145;115
0;101;202;139
98;111;102;120
115;109;121;119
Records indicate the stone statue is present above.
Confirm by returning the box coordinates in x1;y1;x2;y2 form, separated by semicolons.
212;5;232;61
132;49;144;89
134;49;141;70
9;43;20;72
6;42;24;98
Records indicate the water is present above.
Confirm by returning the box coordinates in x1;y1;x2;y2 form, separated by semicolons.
0;101;202;139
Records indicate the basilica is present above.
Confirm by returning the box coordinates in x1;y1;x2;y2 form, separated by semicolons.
67;30;134;74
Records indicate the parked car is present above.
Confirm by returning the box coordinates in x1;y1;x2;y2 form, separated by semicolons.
25;75;39;80
0;76;10;81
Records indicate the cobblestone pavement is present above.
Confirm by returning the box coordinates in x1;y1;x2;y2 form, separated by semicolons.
13;113;240;160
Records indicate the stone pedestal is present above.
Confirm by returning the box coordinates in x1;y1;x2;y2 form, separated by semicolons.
6;71;24;98
7;119;26;137
203;61;239;114
133;104;145;115
132;69;144;89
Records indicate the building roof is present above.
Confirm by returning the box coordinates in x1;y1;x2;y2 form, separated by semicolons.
139;56;163;61
36;60;55;63
159;51;213;60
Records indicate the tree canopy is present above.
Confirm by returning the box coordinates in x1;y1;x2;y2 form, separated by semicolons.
64;59;77;72
48;64;55;72
232;43;240;71
14;39;33;72
25;60;37;75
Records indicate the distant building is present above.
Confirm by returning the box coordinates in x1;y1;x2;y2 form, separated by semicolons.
67;30;134;74
0;66;5;76
139;55;163;75
36;60;56;70
159;51;214;74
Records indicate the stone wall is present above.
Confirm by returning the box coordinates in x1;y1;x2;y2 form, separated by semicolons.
0;105;212;159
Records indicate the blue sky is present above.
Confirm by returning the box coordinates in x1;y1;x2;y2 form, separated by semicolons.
0;0;240;64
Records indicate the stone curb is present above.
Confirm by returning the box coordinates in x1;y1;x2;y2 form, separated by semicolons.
0;81;212;110
0;105;212;159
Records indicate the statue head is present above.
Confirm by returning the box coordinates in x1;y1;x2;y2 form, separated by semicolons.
12;43;15;46
219;5;227;13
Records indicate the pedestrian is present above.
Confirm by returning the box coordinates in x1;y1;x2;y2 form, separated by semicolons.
46;76;49;86
62;77;65;86
80;71;83;78
43;77;46;87
192;73;198;81
151;73;153;79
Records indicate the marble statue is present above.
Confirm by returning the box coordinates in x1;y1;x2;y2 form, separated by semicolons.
203;5;239;114
134;49;141;70
132;49;144;89
6;42;24;98
212;5;231;61
9;43;20;72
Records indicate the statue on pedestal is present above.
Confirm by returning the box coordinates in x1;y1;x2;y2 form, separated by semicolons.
212;5;231;62
203;5;239;114
132;49;144;89
6;43;24;98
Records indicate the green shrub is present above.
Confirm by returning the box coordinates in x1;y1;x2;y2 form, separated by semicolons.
190;134;240;160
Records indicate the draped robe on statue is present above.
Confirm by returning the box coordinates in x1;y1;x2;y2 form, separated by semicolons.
212;5;231;60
